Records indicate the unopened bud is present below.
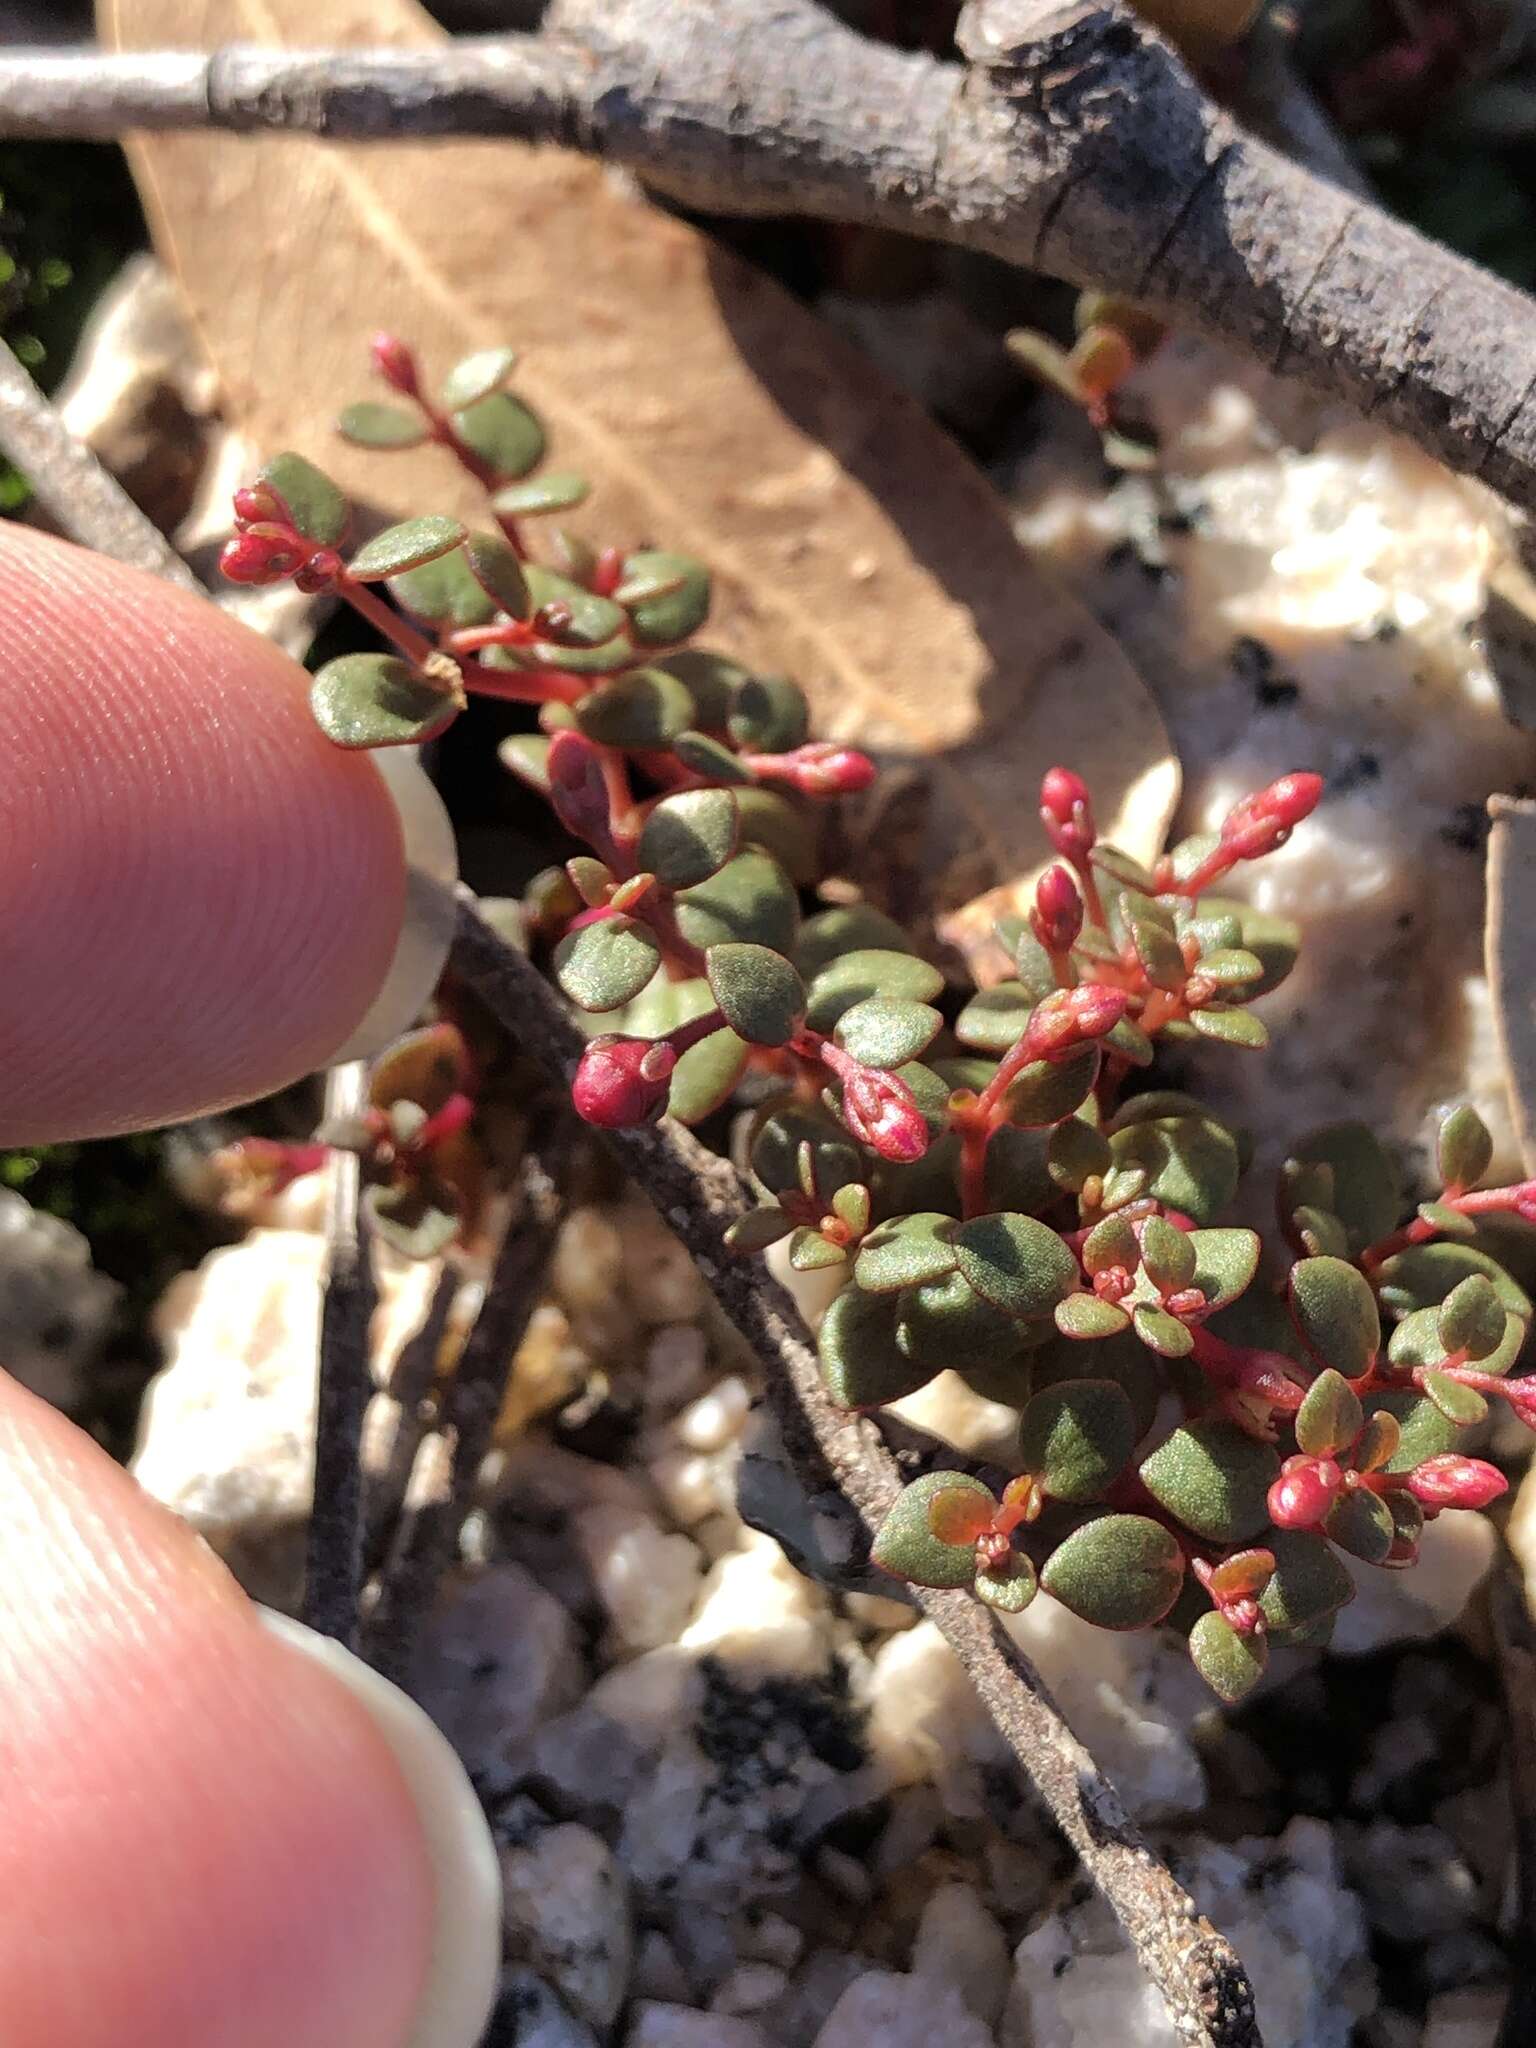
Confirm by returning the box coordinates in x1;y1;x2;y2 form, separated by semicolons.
370;331;421;398
1405;1455;1508;1511
1219;772;1324;861
841;1068;929;1164
750;742;877;797
232;483;283;526
1030;864;1084;953
220;528;305;585
1020;982;1127;1062
1039;766;1095;863
1267;1454;1343;1529
572;1036;677;1128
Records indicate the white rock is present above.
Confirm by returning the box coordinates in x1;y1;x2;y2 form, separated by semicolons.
1422;1986;1505;2048
1003;1816;1372;2048
408;1563;584;1776
679;1530;835;1679
864;1622;1008;1820
649;1445;738;1528
500;1822;633;2029
0;1187;118;1411
625;2003;773;2048
760;1950;876;2043
573;1502;705;1653
1337;1821;1479;1942
631;1931;693;2005
733;1910;803;1972
711;1963;791;2015
677;1376;753;1452
1330;1512;1496;1654
491;1966;601;2047
911;1883;1011;2025
888;1370;1021;1461
813;1968;996;2048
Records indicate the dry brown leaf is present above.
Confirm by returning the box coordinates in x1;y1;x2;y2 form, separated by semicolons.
1488;794;1536;1172
103;0;1176;958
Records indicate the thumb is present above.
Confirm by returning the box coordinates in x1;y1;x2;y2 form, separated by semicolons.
0;522;453;1145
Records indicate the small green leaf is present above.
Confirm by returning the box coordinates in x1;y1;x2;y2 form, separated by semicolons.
337;400;426;449
750;1105;861;1198
954;1213;1080;1321
1368;1389;1460;1471
521;565;628;646
1293;1205;1352;1259
871;1472;993;1588
440;345;518;411
1188;1228;1261;1310
451;391;545;480
461;531;531;617
984;1125;1055;1214
492;473;590;517
389;546;496;629
894;1269;1028;1371
796;905;914;981
1286;1123;1401;1258
1034;1328;1164;1440
734;787;819;886
1132;1304;1194;1357
348;515;467;582
834;996;943;1070
1054;1293;1130;1339
1259;1529;1354;1641
1386;1307;1446;1374
638;789;740;889
553;916;661;1012
676;850;800;955
1090;843;1157;893
790;1229;848;1271
726;1207;795;1253
805;950;945;1034
1048;1117;1112;1195
671;730;754;786
1189;1007;1270;1050
1420;1369;1488;1425
1195;895;1300;996
1014;930;1058;999
619;549;711;645
1324;1487;1394;1565
670;1025;750;1124
1020;1379;1136;1500
1289;1256;1381;1377
1140;1215;1196;1292
1438;1105;1493;1190
728;672;809;752
575;668;695;750
854;1213;958;1293
1106;1112;1240;1226
1437;1273;1509;1360
975;1556;1038;1612
1083;1215;1140;1276
1104;1015;1156;1067
1376;1241;1533;1321
831;1183;871;1234
1353;1409;1400;1472
1194;948;1265;988
1295;1369;1364;1457
1041;1514;1185;1630
260;451;347;544
706;942;805;1047
1139;1421;1279;1543
820;1283;934;1409
1189;1612;1268;1704
1132;918;1185;991
955;982;1035;1054
1417;1200;1477;1239
310;654;458;750
1000;1044;1100;1129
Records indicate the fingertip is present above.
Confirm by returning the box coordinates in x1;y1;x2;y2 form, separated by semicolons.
0;523;409;1142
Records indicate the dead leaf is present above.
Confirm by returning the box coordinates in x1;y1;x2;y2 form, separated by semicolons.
1488;794;1536;1172
103;0;1176;961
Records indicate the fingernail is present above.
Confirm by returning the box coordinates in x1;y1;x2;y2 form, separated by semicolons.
331;748;461;1063
257;1609;501;2048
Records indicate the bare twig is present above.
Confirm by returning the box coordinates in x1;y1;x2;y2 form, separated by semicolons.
1490;1545;1536;2048
365;1151;565;1684
0;331;201;589
2;2;1535;525
361;1258;461;1580
446;895;1258;2048
301;1060;377;1646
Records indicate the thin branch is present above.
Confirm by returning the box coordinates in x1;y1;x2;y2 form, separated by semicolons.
362;1258;461;1580
446;896;1259;2048
0;332;202;590
1;5;1534;521
365;1150;566;1684
1490;1544;1536;2048
302;1060;376;1646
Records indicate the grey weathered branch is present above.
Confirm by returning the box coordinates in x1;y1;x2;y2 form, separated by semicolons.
2;0;1535;523
447;897;1259;2048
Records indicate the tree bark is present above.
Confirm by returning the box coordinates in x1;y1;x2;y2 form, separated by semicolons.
1;1;1535;519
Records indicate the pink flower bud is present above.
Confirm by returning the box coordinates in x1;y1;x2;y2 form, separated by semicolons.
370;331;421;398
1030;864;1084;953
572;1036;678;1128
840;1068;930;1164
232;483;283;526
1039;767;1095;862
781;743;877;796
219;529;305;585
546;730;616;845
1020;982;1127;1061
1405;1455;1508;1511
1267;1455;1343;1529
1218;772;1324;861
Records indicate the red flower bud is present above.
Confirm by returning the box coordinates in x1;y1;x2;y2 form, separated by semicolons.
1020;982;1127;1061
840;1067;930;1164
1218;772;1324;862
232;483;283;526
219;528;305;585
1267;1454;1343;1530
1405;1455;1508;1511
572;1036;678;1128
546;730;616;845
1040;767;1095;863
370;331;421;398
1030;864;1084;954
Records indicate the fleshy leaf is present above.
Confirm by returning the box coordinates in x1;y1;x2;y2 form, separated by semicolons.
750;1105;861;1198
1189;1611;1268;1704
871;1472;993;1588
523;564;627;646
1040;1514;1185;1630
984;1125;1055;1214
575;667;695;750
805;950;945;1033
895;1270;1028;1371
975;1557;1039;1612
1437;1105;1493;1191
795;905;914;981
1189;1007;1270;1050
1000;1045;1100;1129
1420;1369;1488;1425
310;654;458;750
1353;1408;1401;1472
347;515;466;581
440;345;518;411
820;1284;935;1409
1367;1389;1461;1472
1132;1303;1195;1357
670;1025;751;1124
954;1213;1080;1321
1288;1256;1381;1378
1048;1117;1112;1194
1083;1215;1139;1277
727;672;809;753
1019;1378;1136;1501
1286;1123;1401;1257
834;996;943;1070
854;1213;959;1293
260;451;347;545
462;530;532;617
1376;1242;1533;1321
553;916;661;1012
389;545;496;629
1106;1112;1240;1225
492;473;590;517
1295;1369;1364;1458
619;548;711;644
1139;1420;1279;1542
337;400;426;449
1324;1487;1394;1565
1194;895;1300;996
733;788;819;887
955;982;1035;1054
1259;1529;1354;1641
676;850;800;955
705;942;805;1047
725;1207;795;1253
451;391;545;480
1132;918;1185;991
1437;1274;1509;1361
638;789;741;889
789;1229;848;1271
1055;1292;1131;1339
1140;1215;1196;1292
1189;1228;1261;1310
